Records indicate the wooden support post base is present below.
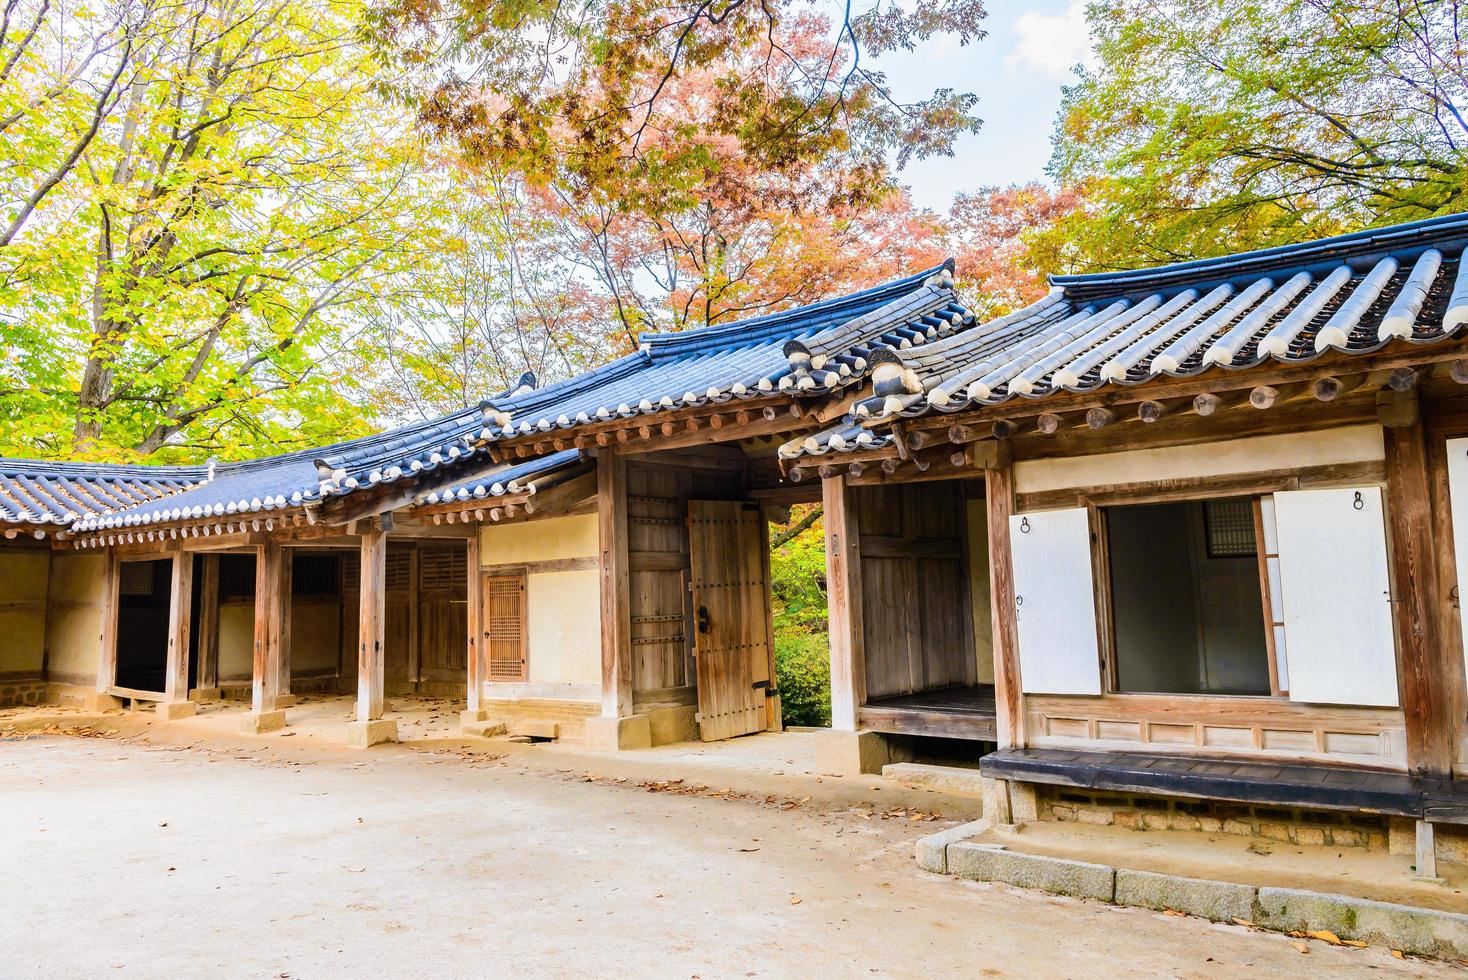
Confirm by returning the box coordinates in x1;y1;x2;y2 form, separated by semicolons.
582;714;652;751
813;729;909;776
80;692;124;712
189;687;222;702
240;709;288;734
460;707;488;725
346;718;398;748
274;694;298;709
154;700;196;722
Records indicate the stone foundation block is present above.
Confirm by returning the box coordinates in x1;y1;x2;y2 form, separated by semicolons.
913;819;990;874
240;709;287;734
646;704;698;745
813;729;906;776
1256;886;1468;959
346;718;398;748
189;687;221;702
1115;869;1255;922
461;718;507;738
511;718;560;740
583;714;652;751
1010;782;1039;822
274;694;298;709
948;843;1116;901
154;700;196;721
882;762;987;798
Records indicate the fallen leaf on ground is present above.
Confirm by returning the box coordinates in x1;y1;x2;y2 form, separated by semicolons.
1288;941;1309;954
1306;930;1343;945
1391;950;1404;959
789;896;801;905
1231;918;1255;928
738;847;760;853
1162;909;1185;917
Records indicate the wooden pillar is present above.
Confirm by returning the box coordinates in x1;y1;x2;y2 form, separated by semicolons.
357;525;387;723
598;451;632;718
195;555;220;695
984;452;1024;749
823;473;865;731
465;529;483;718
96;554;120;694
274;551;293;707
161;552;193;715
1384;413;1455;777
244;541;287;732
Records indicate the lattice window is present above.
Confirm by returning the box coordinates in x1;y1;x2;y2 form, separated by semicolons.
342;553;360;592
483;574;527;682
118;561;158;597
1204;498;1257;558
218;555;255;599
385;548;413;591
419;547;466;592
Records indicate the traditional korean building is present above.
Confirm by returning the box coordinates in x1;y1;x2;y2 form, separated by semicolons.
786;212;1468;875
8;211;1468;876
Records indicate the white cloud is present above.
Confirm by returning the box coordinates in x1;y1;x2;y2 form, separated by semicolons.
1006;1;1096;80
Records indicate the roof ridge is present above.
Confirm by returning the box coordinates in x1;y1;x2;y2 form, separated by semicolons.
1052;212;1468;298
638;259;956;357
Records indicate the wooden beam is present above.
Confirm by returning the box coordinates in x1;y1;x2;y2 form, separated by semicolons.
823;473;865;730
251;542;284;717
1085;407;1116;429
1451;359;1468;385
1310;374;1362;402
463;525;483;716
1384;418;1454;777
357;525;386;723
1136;400;1167;423
985;451;1023;749
96;554;120;694
164;552;192;704
598;451;633;718
195;555;219;693
1036;412;1063;434
275;550;293;705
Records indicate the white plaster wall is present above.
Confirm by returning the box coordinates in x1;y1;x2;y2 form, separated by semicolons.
527;569;600;686
291;601;341;674
43;553;106;684
218;604;254;681
480;513;597;565
0;550;50;675
1015;424;1385;495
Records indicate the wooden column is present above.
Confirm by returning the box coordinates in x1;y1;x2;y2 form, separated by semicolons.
163;552;192;704
598;451;633;718
96;554;120;694
357;524;387;723
274;551;293;706
984;454;1025;749
195;555;220;694
823;473;865;731
1384;414;1455;777
465;528;483;717
249;542;285;721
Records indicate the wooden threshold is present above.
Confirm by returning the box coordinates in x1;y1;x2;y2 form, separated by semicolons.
858;685;999;741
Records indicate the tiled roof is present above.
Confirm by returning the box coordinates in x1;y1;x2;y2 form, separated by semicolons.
10;261;965;531
419;450;587;506
474;262;972;440
0;459;208;528
784;212;1468;459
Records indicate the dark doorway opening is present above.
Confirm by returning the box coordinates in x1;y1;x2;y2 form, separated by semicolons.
115;558;172;691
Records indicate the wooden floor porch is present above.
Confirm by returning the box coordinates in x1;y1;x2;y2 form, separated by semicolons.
858;684;998;741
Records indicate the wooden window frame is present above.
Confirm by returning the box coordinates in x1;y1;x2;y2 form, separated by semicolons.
482;569;529;684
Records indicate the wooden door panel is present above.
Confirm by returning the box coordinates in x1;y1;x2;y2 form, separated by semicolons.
689;500;771;741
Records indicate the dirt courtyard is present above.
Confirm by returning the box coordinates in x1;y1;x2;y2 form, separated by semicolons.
1;719;1458;979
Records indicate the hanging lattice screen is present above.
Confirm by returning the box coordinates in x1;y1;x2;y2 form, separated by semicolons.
385;548;413;591
118;561;158;597
419;548;466;592
484;574;527;681
1204;498;1258;558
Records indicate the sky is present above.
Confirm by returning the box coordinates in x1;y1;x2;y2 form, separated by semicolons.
873;0;1096;213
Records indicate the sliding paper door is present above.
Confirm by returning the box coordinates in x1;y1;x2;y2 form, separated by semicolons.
1009;507;1102;695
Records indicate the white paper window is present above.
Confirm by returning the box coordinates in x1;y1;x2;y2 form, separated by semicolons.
1272;487;1398;706
1444;437;1468;690
1009;507;1102;695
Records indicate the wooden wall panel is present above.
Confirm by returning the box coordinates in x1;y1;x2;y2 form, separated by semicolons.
855;480;975;701
626;462;692;694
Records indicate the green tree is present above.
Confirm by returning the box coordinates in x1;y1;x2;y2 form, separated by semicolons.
0;0;441;461
1049;0;1468;267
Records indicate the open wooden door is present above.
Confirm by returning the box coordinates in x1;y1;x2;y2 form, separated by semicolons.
688;500;774;741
